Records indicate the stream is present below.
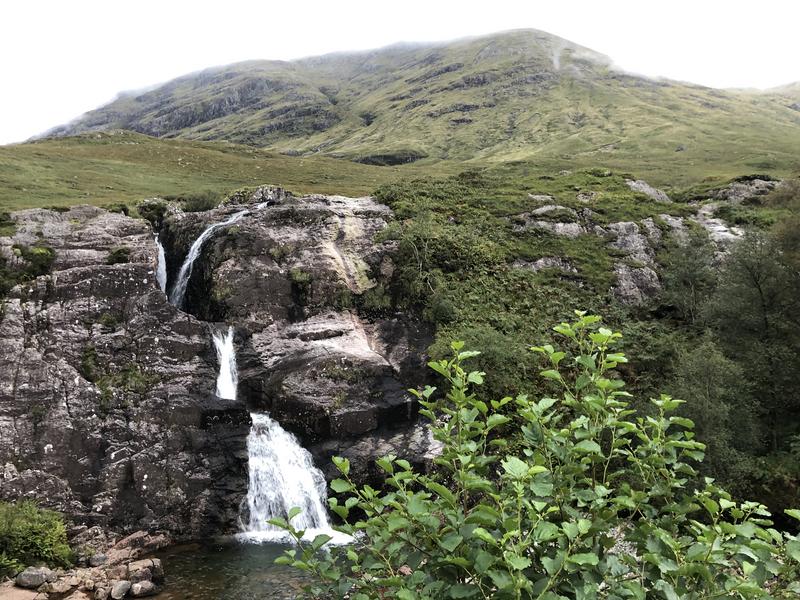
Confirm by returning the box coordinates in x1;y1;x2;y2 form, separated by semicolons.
155;540;313;599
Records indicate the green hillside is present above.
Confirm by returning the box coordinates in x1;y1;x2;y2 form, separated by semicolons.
0;131;450;211
44;29;800;187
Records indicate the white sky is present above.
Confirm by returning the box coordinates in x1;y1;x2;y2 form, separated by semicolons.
1;0;798;145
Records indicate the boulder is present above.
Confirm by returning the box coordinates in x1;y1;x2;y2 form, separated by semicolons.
613;265;661;305
15;567;55;589
709;178;778;204
109;580;131;600
625;179;671;203
129;581;158;598
89;554;107;567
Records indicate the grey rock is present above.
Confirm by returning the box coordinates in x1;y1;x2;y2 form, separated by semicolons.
15;566;55;588
89;554;107;567
530;204;578;219
625;179;671;203
709;178;778;204
527;194;555;202
127;559;163;584
606;222;654;265
130;581;158;597
110;580;131;600
658;214;689;244
613;264;661;305
530;221;585;238
512;257;578;274
692;203;742;246
639;218;662;244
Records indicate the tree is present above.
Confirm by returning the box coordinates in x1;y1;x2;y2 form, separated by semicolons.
659;231;717;325
668;336;759;491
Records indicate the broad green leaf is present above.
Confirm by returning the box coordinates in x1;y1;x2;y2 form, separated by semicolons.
506;554;532;570
330;479;352;493
332;456;350;476
502;455;529;479
488;569;514;590
449;584;478;598
407;494;427;516
574;440;602;455
567;553;599;566
475;550;495;574
540;369;563;381
439;533;463;552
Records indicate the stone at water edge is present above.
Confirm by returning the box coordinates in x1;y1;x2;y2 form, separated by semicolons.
15;567;55;589
110;581;131;600
129;581;158;598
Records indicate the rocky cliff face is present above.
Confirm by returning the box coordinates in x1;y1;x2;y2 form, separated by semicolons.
0;189;434;538
0;206;249;538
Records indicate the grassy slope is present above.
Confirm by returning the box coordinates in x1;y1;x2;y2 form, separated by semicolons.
0;132;455;211
45;30;800;189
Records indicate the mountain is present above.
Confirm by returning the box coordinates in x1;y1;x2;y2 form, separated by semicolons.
46;29;800;178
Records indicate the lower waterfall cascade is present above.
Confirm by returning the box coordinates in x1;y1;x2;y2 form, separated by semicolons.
205;322;348;544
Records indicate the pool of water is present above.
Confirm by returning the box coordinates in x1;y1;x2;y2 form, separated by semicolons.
155;538;314;599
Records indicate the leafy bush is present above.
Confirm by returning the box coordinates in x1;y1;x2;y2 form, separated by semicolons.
0;501;72;578
137;199;168;229
167;190;221;212
102;202;130;216
274;312;800;599
14;244;56;278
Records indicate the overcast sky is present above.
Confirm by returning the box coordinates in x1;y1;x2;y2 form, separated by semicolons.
1;0;798;145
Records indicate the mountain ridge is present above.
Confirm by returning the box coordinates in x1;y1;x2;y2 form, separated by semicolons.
32;28;800;180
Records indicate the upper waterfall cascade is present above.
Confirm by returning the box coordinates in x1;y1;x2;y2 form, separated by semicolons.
167;209;248;308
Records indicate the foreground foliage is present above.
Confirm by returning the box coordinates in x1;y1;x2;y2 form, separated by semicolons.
275;313;800;599
0;501;72;578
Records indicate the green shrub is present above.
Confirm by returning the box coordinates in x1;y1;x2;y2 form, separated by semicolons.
102;202;130;216
137;199;168;229
0;501;73;578
168;190;221;212
106;247;131;265
14;244;56;278
79;345;99;383
0;212;15;237
274;312;800;599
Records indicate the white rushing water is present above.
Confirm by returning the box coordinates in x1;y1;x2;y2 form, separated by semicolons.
168;210;248;308
155;236;168;293
238;413;350;544
209;326;345;544
212;326;238;400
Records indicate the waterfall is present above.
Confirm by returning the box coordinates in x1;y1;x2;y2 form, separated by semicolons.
212;326;238;400
167;210;248;308
155;236;168;293
238;413;349;544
